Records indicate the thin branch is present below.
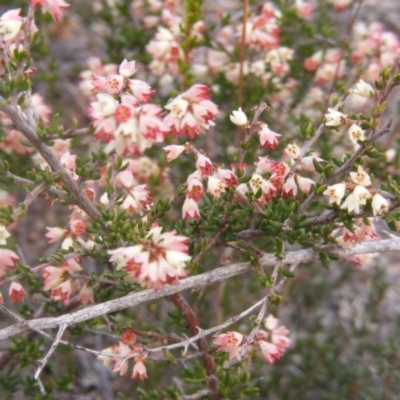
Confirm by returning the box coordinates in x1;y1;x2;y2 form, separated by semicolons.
35;323;68;380
1;237;399;342
0;98;101;220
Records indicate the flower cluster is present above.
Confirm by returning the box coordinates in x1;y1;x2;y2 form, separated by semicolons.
324;165;390;218
88;59;168;156
212;314;291;363
108;226;191;290
41;258;94;304
98;329;147;380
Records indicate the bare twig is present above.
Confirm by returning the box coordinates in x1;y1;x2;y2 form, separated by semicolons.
35;323;68;380
1;237;399;342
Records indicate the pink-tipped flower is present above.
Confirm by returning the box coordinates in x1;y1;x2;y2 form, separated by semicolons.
217;168;239;187
45;227;67;243
0;249;19;278
296;175;315;195
258;123;282;150
163;145;185;163
196;153;213;176
30;0;70;23
119;59;137;77
131;360;148;380
9;282;25;303
282;175;297;198
257;338;282;364
212;331;244;360
186;178;204;201
182;197;200;220
77;283;94;305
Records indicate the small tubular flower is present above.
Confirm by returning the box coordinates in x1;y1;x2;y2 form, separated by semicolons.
258;123;282;150
371;193;390;216
348;124;366;144
341;185;372;214
0;249;19;278
9;282;25;303
162;145;185;162
182;197;200;220
350;165;371;187
323;183;346;205
284;143;301;160
212;331;244;360
350;79;374;97
207;175;227;198
324;108;348;127
230;108;248;126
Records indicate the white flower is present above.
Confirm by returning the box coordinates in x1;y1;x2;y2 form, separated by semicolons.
323;183;346;205
0;225;10;245
341;185;372;214
207;176;227;198
285;143;301;160
324;108;347;127
230;108;248;126
350;165;371;187
350;79;374;97
371;194;389;216
348;124;365;145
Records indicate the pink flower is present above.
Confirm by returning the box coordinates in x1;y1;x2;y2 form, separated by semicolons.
9;282;25;303
163;145;185;162
196;153;213;176
164;85;218;139
182;197;200;220
108;227;191;289
77;283;94;305
119;59;137;77
282;175;297;198
296;175;315;195
121;329;137;345
258;123;282;150
121;185;152;214
0;249;19;278
186;178;204;201
217;168;239;187
212;331;244;360
70;220;86;236
30;0;70;23
45;227;67;243
258;339;282;364
131;360;148;380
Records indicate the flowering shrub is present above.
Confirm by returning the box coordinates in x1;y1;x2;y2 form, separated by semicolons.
1;0;400;398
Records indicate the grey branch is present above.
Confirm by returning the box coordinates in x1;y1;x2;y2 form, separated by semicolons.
0;98;101;220
1;237;399;342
